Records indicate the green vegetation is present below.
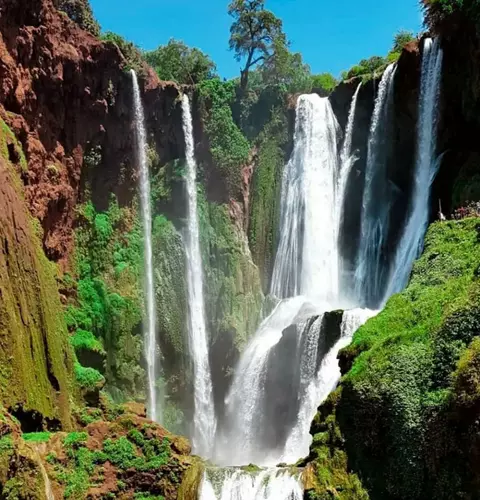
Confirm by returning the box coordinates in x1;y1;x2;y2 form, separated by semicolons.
422;0;480;30
145;39;217;84
23;432;51;443
199;193;263;350
101;32;146;75
248;110;287;288
67;197;144;400
342;30;416;81
229;0;285;90
198;79;251;195
54;0;100;36
312;219;480;500
74;362;105;391
311;73;338;94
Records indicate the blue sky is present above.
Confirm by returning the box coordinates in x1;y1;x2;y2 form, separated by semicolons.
90;0;423;79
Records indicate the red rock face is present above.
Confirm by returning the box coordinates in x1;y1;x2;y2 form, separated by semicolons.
0;0;182;267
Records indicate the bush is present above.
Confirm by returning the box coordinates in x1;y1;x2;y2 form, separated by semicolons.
100;32;146;75
422;0;480;30
145;39;217;84
54;0;100;36
197;79;251;195
311;73;337;94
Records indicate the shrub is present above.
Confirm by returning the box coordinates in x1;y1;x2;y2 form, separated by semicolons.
74;362;104;391
145;39;217;84
198;79;251;195
54;0;100;36
101;32;146;75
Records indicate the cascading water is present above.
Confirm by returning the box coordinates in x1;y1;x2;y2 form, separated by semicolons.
338;82;362;205
131;70;159;422
199;467;303;500
270;94;340;305
181;94;216;457
337;83;362;301
354;63;397;308
281;308;378;462
386;38;443;296
216;95;341;467
215;296;318;466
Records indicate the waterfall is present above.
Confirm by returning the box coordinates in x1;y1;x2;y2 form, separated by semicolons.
338;82;362;204
270;95;340;307
199;468;303;500
181;94;216;457
386;38;443;296
215;296;318;466
281;308;378;462
131;70;159;422
354;63;397;308
337;83;362;301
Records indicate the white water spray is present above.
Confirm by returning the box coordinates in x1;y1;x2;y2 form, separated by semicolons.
387;38;443;296
131;70;159;422
199;468;303;500
281;308;378;462
182;94;216;457
355;63;397;307
270;94;340;306
216;296;318;466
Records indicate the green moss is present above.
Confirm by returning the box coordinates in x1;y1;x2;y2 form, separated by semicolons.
249;110;287;288
70;328;106;354
323;218;480;499
0;148;74;426
198;193;264;350
23;432;51;443
152;215;187;359
0;118;27;173
68;196;144;400
75;362;105;391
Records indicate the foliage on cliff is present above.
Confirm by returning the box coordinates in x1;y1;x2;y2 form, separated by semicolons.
0;401;193;500
54;0;100;36
145;40;217;85
308;219;480;500
66;197;145;402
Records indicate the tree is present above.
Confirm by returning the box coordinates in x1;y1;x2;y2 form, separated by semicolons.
144;39;216;85
54;0;100;36
311;73;337;94
392;30;415;52
260;37;312;93
228;0;285;90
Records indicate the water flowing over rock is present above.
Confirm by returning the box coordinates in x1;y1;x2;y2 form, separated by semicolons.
131;70;159;422
215;296;318;466
281;308;378;462
199;467;303;500
182;94;216;457
270;95;340;306
355;63;398;308
387;38;443;296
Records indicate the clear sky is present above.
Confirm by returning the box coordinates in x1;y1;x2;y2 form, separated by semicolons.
89;0;423;79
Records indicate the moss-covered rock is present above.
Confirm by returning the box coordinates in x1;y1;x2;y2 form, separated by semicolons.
307;218;480;500
248;110;288;290
0;147;74;427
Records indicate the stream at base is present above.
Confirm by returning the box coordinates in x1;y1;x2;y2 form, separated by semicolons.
199;467;303;500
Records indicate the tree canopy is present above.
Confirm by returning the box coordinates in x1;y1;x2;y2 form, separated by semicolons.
144;39;217;85
228;0;285;90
